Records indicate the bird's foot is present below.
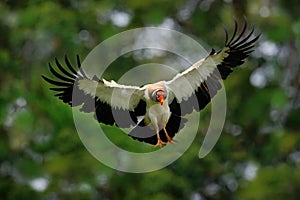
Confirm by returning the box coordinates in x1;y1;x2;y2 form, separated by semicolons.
166;135;175;144
154;139;165;148
163;128;175;144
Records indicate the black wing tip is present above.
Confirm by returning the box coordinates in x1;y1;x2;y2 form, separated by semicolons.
42;55;84;105
43;56;76;83
216;19;260;79
223;25;229;45
76;54;81;65
41;74;51;83
222;18;260;54
223;18;260;47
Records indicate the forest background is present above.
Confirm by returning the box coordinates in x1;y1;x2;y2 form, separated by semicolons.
1;0;300;199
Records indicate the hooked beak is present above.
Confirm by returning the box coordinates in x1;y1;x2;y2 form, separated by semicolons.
158;96;165;105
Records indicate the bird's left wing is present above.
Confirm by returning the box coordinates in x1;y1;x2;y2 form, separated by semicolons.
78;78;145;111
42;55;146;127
166;20;260;115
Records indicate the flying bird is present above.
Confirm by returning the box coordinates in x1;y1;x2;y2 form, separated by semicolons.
42;20;259;147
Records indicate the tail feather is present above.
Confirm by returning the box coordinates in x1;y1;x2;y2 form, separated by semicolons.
129;113;187;145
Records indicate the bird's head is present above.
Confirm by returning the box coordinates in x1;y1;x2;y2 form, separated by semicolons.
151;89;167;105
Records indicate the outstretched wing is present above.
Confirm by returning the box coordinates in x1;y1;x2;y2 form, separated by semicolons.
78;76;145;111
42;55;146;128
166;20;260;115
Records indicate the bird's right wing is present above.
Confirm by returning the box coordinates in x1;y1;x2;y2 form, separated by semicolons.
42;55;147;127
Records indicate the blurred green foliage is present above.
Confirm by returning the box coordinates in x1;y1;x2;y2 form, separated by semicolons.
1;0;300;199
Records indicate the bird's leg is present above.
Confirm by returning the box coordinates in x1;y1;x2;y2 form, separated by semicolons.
154;129;165;148
163;127;175;144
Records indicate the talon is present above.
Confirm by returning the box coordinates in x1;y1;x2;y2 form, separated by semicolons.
154;139;165;148
166;134;175;144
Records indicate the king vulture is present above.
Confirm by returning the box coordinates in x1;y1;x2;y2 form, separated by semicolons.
42;20;259;147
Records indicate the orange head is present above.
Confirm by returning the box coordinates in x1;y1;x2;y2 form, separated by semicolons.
157;95;165;105
151;89;167;105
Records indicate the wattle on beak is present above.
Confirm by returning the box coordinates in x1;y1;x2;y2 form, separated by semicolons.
158;96;165;105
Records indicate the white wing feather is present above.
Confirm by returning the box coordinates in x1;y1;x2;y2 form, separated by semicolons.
166;48;229;102
78;78;145;111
